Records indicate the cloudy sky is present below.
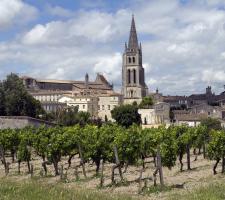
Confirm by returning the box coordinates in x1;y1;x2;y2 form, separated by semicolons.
0;0;225;95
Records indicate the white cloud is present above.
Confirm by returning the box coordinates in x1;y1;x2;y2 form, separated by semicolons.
1;0;225;95
0;0;38;30
94;53;122;86
202;69;225;83
21;10;130;45
46;5;74;18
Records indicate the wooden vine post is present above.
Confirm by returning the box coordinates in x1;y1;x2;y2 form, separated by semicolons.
222;154;225;173
111;146;123;184
186;143;191;170
74;165;79;181
153;146;164;187
60;164;64;180
157;147;164;186
30;164;34;178
100;159;104;187
0;145;8;175
78;144;86;178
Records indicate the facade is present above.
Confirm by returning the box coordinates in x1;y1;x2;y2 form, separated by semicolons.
58;96;98;117
98;93;123;121
174;114;205;127
21;73;114;112
138;102;170;127
189;103;224;119
58;93;122;121
163;95;188;108
122;16;148;104
188;86;215;107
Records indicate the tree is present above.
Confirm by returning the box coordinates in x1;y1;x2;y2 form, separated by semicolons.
56;107;91;126
0;82;6;115
1;73;45;118
139;96;154;108
17;127;34;173
201;117;222;132
111;104;141;128
46;127;64;175
77;111;90;126
208;130;225;174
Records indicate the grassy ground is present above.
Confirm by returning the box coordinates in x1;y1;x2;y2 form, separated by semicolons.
0;179;136;200
169;182;225;200
0;178;224;200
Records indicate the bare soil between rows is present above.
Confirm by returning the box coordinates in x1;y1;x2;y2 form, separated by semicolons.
0;153;224;200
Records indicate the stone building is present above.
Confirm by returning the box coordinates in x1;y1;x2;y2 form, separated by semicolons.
58;95;99;117
138;102;170;127
174;113;205;127
58;93;122;121
21;73;114;112
98;93;123;121
189;103;224;119
122;16;148;104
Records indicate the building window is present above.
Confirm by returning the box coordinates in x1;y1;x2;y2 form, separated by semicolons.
130;90;133;98
144;117;147;125
133;57;135;63
102;105;105;110
83;105;85;109
128;57;131;63
133;69;136;84
98;105;100;110
128;69;131;84
108;105;110;110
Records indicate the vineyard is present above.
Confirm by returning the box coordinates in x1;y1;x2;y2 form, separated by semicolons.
0;124;225;199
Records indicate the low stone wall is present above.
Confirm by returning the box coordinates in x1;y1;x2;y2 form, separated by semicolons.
0;116;56;129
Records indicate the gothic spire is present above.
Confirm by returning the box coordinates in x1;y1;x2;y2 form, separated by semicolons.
128;15;139;50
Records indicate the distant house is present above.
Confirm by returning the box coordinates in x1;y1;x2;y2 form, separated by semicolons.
138;102;170;128
0;116;56;129
189;103;223;119
188;86;215;106
58;93;123;121
163;95;188;108
21;73;114;113
174;113;206;127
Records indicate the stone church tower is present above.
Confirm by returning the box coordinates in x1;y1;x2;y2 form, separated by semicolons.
122;15;148;104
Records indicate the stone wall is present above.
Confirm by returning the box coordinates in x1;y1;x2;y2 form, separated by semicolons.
0;116;56;129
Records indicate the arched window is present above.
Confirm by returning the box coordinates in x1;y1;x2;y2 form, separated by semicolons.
133;69;136;84
144;117;147;125
130;90;133;97
133;57;135;63
128;57;131;63
128;69;131;84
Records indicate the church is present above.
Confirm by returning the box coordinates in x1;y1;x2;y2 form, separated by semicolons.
122;15;149;104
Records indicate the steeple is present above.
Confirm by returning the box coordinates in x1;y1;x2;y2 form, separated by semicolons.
128;15;139;50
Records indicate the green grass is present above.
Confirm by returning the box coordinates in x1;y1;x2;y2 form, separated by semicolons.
170;182;225;200
1;178;224;200
0;179;135;200
142;185;172;194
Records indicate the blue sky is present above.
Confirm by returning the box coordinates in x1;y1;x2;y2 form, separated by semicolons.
0;0;225;95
